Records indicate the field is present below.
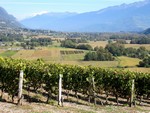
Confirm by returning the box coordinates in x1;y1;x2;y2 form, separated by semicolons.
125;44;150;50
82;41;108;48
117;56;141;67
87;41;150;51
0;40;149;73
0;50;18;57
0;41;150;113
12;48;60;61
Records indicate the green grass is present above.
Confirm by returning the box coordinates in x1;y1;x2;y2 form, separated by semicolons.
61;54;85;61
117;56;141;67
48;60;118;67
0;50;18;57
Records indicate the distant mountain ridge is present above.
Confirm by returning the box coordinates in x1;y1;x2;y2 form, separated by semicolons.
0;7;22;29
21;0;150;32
143;28;150;34
21;12;77;29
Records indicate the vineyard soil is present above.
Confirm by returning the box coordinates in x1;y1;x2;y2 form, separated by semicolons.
0;91;150;113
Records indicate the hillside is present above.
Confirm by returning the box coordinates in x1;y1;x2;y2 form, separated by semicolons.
143;28;150;34
21;0;150;32
0;7;22;29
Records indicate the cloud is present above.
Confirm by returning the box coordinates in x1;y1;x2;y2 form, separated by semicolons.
32;11;49;16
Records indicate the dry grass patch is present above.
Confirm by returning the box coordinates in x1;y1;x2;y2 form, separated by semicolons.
12;48;61;61
0;49;6;54
125;44;150;50
125;67;150;73
81;41;108;48
12;50;35;59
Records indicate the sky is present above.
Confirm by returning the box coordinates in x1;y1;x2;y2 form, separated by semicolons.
0;0;144;20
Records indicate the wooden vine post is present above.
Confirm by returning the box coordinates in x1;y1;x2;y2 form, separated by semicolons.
58;74;63;106
92;77;96;105
18;70;23;105
130;79;135;107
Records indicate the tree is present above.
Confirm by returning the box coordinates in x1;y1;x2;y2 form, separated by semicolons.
105;43;125;56
139;56;150;67
76;44;93;50
136;47;149;59
84;51;97;61
61;40;76;48
84;47;114;61
130;37;150;44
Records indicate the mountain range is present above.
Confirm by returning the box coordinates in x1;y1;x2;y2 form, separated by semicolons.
20;0;150;32
0;7;22;29
143;28;150;34
0;0;150;32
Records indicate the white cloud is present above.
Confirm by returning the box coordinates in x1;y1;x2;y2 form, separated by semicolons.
32;11;49;16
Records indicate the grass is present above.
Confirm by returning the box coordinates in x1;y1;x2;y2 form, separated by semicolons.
0;50;18;57
12;47;86;61
61;54;85;61
117;56;141;67
12;48;60;61
50;41;61;47
124;44;150;50
48;61;118;67
89;41;108;48
125;67;150;73
0;49;6;54
81;41;108;48
12;50;35;59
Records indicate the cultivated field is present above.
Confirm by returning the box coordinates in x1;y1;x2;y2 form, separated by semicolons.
85;41;108;48
0;40;149;73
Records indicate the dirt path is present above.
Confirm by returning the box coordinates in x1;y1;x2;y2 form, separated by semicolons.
0;101;150;113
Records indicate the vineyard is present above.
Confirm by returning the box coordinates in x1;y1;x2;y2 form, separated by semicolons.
60;50;84;55
0;57;149;107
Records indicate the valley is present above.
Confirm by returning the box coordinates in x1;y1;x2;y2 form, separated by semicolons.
0;0;150;112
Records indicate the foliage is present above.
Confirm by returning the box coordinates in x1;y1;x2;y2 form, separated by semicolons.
0;34;24;42
130;37;150;44
76;44;93;50
84;47;114;61
116;39;127;44
105;43;149;59
0;57;149;104
61;40;76;48
139;56;150;68
84;51;98;61
124;47;149;59
21;38;52;49
61;39;93;50
105;43;125;56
